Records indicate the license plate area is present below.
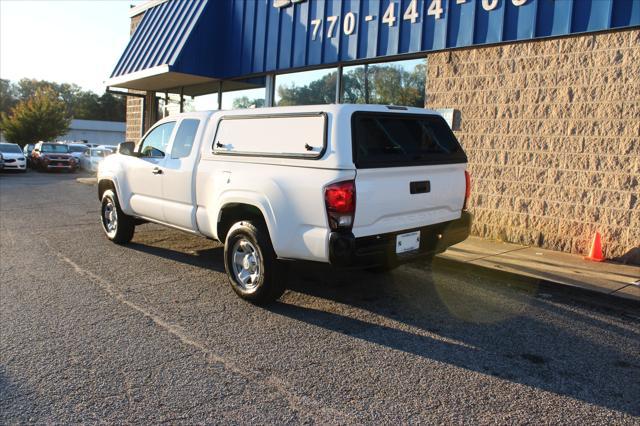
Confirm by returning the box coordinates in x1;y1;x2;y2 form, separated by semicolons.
395;231;420;254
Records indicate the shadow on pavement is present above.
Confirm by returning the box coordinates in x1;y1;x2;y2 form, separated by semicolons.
127;242;226;274
120;226;639;416
269;260;640;416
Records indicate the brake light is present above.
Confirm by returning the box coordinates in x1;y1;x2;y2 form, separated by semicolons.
325;180;355;231
463;170;471;210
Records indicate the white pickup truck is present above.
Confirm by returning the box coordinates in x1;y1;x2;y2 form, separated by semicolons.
97;104;471;303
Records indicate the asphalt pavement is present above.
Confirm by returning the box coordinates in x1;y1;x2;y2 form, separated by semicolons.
1;170;639;423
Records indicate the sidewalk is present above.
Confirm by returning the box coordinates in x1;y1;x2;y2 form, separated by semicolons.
439;236;640;302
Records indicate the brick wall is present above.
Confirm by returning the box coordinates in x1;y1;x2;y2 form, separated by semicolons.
125;13;145;143
426;28;639;259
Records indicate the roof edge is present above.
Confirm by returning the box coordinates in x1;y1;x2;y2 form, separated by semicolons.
128;0;169;18
105;64;171;88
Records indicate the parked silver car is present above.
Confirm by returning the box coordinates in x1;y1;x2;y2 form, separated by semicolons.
80;147;114;172
67;144;89;164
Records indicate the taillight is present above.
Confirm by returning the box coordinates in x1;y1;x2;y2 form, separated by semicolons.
324;180;355;231
463;170;471;210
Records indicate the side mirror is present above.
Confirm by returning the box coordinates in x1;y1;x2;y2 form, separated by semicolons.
118;141;137;156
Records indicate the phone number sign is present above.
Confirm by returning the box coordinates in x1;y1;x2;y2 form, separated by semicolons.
222;0;639;76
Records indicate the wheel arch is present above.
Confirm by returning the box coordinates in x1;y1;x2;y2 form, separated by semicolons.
217;202;272;243
98;179;116;201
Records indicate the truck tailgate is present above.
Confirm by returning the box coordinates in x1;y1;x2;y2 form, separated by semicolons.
353;164;466;237
350;111;468;238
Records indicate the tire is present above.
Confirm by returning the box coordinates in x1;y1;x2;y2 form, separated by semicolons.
100;189;135;244
224;221;286;304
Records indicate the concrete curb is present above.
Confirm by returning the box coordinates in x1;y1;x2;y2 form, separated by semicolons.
76;177;97;185
434;256;640;312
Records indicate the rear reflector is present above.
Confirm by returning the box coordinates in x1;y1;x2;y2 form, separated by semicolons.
464;171;471;210
325;180;356;231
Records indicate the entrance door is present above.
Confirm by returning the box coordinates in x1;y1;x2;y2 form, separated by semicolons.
127;121;176;222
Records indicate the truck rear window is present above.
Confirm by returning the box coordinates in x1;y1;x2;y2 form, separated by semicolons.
351;112;467;168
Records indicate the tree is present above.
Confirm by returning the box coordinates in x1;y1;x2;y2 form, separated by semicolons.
0;88;71;146
1;78;126;122
277;71;338;106
0;79;18;114
232;96;265;109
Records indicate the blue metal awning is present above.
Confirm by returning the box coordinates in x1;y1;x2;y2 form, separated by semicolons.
107;0;640;93
106;0;223;93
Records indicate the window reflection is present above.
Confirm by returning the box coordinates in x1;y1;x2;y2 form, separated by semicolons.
275;68;338;106
221;78;267;110
343;58;426;107
223;88;265;110
193;93;219;111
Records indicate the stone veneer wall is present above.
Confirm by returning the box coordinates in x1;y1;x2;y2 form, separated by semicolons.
426;28;639;259
125;13;145;143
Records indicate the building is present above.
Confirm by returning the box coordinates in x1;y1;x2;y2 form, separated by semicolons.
107;0;639;260
0;119;125;146
55;119;125;146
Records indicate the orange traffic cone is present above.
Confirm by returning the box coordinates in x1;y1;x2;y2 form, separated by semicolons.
585;232;604;262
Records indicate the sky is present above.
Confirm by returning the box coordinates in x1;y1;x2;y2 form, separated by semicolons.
0;0;144;94
0;0;425;109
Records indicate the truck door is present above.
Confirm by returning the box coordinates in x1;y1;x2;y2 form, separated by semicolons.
127;121;176;221
160;118;201;230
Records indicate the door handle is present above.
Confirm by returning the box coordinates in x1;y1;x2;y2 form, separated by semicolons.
152;167;163;175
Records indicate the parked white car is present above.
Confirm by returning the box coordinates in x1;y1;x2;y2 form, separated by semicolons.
97;104;471;303
0;143;27;172
68;144;88;164
81;147;114;172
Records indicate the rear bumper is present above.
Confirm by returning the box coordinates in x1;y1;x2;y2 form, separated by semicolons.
329;212;472;268
2;163;26;170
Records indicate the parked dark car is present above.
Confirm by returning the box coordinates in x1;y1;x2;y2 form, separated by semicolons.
30;142;78;172
0;152;4;171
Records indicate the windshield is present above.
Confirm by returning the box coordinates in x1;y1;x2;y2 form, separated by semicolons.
41;144;69;153
69;145;87;152
0;144;23;154
352;113;467;168
68;145;87;153
92;150;108;157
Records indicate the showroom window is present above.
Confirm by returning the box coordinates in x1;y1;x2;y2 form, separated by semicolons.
193;92;220;111
156;92;186;120
222;87;265;110
275;68;338;106
221;77;267;110
342;58;426;107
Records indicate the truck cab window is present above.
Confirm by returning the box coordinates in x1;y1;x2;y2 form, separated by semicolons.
171;119;200;159
139;122;176;158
